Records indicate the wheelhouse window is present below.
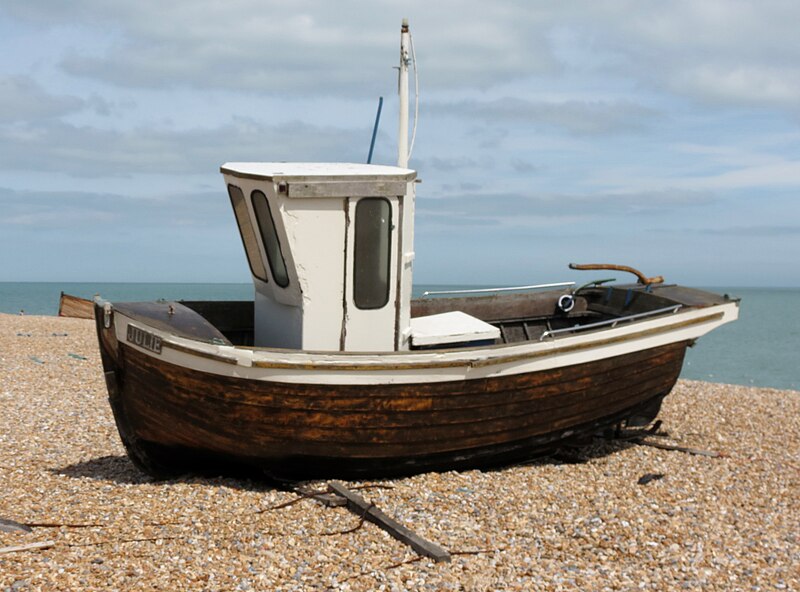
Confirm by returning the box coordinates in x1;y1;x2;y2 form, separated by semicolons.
251;190;290;288
227;185;267;282
354;197;391;309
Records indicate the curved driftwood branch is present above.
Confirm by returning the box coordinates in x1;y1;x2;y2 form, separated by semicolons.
569;263;664;285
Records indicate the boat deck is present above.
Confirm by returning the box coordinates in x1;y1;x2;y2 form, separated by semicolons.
169;284;730;350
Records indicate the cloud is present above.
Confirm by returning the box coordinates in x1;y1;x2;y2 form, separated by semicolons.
427;97;658;135
418;189;717;226
592;159;800;193
0;76;85;123
0;186;227;230
416;156;483;173
3;0;800;117
599;1;800;110
0;185;249;282
678;225;800;237
670;65;800;109
510;159;540;173
0;118;369;176
2;0;559;95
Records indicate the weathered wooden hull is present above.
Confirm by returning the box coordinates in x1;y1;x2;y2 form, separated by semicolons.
93;286;739;479
96;312;686;478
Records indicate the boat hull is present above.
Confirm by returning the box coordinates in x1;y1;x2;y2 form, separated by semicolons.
97;314;686;478
58;292;94;319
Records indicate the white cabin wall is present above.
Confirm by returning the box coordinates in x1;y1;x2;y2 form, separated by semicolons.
396;182;416;350
280;197;346;351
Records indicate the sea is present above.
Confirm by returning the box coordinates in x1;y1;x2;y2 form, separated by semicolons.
1;282;797;392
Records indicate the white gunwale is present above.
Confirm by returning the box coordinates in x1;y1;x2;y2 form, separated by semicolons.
113;300;738;385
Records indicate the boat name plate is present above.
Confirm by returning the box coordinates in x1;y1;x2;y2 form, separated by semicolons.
127;324;163;354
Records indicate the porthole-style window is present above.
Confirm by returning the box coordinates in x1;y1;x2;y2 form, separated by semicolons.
354;198;391;309
227;185;268;282
251;190;290;288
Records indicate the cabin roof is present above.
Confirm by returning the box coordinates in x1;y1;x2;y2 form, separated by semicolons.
221;162;417;183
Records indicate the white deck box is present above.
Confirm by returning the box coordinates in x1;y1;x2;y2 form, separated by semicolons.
409;311;500;349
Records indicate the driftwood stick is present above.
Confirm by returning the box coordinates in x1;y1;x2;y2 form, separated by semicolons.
328;481;451;563
569;262;664;285
385;547;506;570
296;485;347;508
0;541;55;555
262;483;394;512
636;438;723;458
258;488;330;512
307;492;347;508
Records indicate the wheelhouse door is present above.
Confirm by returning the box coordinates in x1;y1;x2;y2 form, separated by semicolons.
343;196;399;352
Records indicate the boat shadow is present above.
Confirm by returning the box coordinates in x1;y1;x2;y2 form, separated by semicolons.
53;455;153;485
483;436;638;472
51;455;288;491
53;438;638;489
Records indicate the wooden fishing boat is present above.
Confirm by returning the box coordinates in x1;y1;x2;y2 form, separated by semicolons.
93;22;738;479
58;292;94;319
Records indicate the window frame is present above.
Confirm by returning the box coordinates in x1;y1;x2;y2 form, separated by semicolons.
353;197;392;310
227;184;268;282
251;189;290;288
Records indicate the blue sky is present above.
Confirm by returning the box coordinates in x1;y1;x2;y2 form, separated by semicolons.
1;1;798;287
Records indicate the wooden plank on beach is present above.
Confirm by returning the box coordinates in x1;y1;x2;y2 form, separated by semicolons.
0;541;55;555
328;481;451;563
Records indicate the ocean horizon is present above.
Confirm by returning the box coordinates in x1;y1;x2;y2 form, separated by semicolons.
1;281;797;392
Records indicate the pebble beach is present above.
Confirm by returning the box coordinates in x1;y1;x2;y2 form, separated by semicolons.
1;313;797;591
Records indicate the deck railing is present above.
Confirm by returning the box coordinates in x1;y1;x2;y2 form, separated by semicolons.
539;304;683;341
421;282;575;298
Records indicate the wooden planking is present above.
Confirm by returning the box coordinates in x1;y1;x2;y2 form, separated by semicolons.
127;346;680;435
122;343;681;441
122;340;682;418
113;340;684;465
129;339;683;411
58;292;94;319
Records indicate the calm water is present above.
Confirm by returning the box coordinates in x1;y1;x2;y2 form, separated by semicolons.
1;282;797;391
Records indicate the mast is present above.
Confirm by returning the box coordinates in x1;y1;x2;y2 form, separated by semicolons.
397;19;410;168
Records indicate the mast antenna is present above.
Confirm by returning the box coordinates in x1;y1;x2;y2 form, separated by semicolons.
397;18;410;168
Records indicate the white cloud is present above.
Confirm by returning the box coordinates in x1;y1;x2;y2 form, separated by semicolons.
418;189;717;227
0;118;369;176
428;98;658;135
3;0;559;94
3;0;799;111
592;159;800;193
601;0;800;109
0;76;85;122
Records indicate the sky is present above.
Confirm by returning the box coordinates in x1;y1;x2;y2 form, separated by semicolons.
1;0;798;287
